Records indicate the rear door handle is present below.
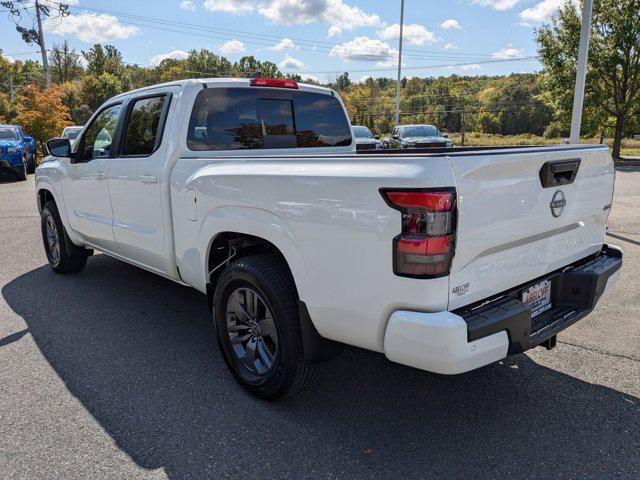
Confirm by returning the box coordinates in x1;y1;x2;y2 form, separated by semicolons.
139;175;157;184
95;172;107;180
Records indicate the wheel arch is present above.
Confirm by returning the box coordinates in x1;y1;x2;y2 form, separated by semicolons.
197;208;343;364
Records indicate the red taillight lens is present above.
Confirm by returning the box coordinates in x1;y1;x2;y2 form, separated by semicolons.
381;189;456;278
250;77;299;89
384;191;452;211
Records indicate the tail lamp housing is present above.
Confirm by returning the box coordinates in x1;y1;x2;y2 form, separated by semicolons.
381;188;457;278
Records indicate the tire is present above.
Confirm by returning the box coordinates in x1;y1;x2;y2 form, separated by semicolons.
27;153;36;174
41;200;91;273
15;155;27;181
213;254;318;400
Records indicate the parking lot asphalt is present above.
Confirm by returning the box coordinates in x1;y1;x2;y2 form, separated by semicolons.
0;169;638;480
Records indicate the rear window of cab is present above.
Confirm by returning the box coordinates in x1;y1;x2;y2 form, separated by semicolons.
187;88;352;151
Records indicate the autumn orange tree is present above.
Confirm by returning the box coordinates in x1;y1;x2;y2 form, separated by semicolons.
14;84;72;155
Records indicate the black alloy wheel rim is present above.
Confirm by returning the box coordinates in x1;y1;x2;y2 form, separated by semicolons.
45;214;60;266
225;287;278;376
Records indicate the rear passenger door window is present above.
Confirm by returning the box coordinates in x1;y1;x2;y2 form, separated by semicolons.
121;95;169;156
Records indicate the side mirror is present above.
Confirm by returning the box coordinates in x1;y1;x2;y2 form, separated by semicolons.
392;134;399;140
23;136;33;142
442;134;449;138
46;138;72;158
375;134;380;140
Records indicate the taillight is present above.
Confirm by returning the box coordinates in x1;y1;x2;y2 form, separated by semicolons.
250;77;299;89
381;188;456;278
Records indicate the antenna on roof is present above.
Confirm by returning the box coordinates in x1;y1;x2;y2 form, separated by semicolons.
249;71;263;79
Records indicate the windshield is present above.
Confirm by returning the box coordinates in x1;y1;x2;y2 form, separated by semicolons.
402;126;438;138
0;128;18;140
352;126;374;138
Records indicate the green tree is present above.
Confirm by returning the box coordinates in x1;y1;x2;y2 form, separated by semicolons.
82;44;125;76
49;41;84;84
334;72;351;92
537;0;640;157
80;73;123;110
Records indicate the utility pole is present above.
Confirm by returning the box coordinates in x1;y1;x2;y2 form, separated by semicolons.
4;0;69;88
394;0;404;127
34;0;51;87
569;0;593;144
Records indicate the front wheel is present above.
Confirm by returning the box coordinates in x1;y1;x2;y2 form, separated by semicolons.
41;200;91;273
213;254;317;400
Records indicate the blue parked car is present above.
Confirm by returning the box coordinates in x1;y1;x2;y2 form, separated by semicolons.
0;124;37;180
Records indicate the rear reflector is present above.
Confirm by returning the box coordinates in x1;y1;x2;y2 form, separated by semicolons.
396;235;452;256
381;188;457;279
250;77;299;89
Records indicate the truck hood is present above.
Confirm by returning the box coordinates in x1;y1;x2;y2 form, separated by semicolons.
402;136;448;143
355;138;381;145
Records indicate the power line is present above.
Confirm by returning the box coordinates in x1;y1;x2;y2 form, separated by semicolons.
59;2;504;60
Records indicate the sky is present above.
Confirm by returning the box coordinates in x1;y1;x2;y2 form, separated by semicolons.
0;0;575;83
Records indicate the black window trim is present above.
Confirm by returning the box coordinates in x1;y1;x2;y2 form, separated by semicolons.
116;92;173;159
75;101;124;163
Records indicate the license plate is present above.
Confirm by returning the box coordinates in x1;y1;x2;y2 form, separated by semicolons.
522;279;552;317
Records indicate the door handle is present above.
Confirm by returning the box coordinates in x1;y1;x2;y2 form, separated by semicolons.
95;172;107;180
139;175;157;184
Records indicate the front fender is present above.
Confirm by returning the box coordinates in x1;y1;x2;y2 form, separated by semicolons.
35;163;83;246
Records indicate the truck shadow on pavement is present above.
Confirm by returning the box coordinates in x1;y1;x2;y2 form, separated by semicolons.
3;254;639;479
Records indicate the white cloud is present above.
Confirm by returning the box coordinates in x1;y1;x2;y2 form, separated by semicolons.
219;39;245;54
204;0;255;14
470;0;521;10
300;73;320;83
330;36;398;67
269;38;298;51
492;47;525;59
379;24;436;46
279;54;305;69
262;0;382;37
179;0;197;11
1;53;15;63
519;0;574;25
150;49;189;65
461;63;482;71
44;12;140;42
440;19;462;30
207;0;382;36
444;43;458;50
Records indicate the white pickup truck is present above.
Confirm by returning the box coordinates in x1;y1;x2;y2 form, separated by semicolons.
37;77;622;400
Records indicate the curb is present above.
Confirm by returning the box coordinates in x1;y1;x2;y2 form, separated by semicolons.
615;159;640;167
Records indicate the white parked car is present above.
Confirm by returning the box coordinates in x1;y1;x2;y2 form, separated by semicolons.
352;125;382;150
36;77;622;399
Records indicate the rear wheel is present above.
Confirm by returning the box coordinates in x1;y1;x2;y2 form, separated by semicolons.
213;254;317;400
41;200;91;273
15;155;27;181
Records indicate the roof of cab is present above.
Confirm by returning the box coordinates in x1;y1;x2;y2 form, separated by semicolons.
111;77;334;100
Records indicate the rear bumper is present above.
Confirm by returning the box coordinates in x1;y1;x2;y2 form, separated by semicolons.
384;245;622;374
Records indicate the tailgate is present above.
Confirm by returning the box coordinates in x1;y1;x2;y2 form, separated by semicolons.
448;146;614;310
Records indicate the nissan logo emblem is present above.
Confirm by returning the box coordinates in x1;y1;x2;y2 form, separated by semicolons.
550;190;566;217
